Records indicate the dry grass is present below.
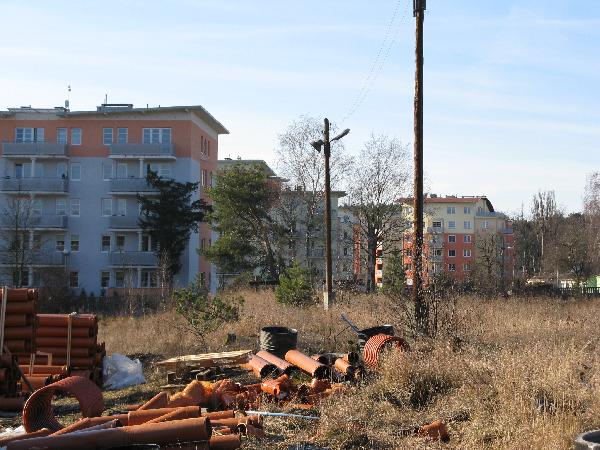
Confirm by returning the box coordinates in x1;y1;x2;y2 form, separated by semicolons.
98;291;600;449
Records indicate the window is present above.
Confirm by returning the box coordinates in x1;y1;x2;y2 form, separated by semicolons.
103;163;113;180
56;199;67;216
141;234;151;252
57;128;67;144
116;163;127;178
70;163;81;181
71;128;82;145
147;163;171;178
116;234;125;249
432;221;442;228
448;249;456;257
201;169;207;187
55;234;65;251
482;220;489;229
343;247;348;256
448;263;456;271
103;128;113;145
464;221;472;229
464;206;471;214
101;235;111;252
116;198;126;216
70;234;79;252
101;271;110;288
447;206;455;214
15;162;34;178
16;127;44;143
141;270;158;288
57;162;68;179
448;235;456;243
200;238;206;251
117;128;128;144
32;199;42;215
434;249;442;257
70;198;80;216
448;221;456;228
463;263;471;271
142;128;171;144
115;271;125;288
32;233;42;250
463;249;471;257
463;235;472;243
101;198;112;216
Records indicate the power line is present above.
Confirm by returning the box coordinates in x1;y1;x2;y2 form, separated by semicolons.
340;0;410;125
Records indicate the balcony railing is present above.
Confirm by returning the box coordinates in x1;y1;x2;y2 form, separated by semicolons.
476;211;500;217
0;251;65;266
2;142;69;157
109;215;141;229
0;177;68;193
108;143;175;158
500;228;514;234
109;178;158;193
0;214;68;229
109;251;157;267
110;177;158;192
427;226;444;233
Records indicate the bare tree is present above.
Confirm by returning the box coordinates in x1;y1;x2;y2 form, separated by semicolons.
344;134;410;292
0;195;40;287
531;190;559;273
276;116;353;274
472;231;503;294
557;213;597;285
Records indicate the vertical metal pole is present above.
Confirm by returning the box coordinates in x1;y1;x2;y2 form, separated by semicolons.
413;0;427;334
323;118;334;310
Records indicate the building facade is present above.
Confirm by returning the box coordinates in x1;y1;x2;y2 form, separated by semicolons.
398;195;515;286
0;104;228;295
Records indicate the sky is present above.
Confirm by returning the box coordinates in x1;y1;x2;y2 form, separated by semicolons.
0;0;598;215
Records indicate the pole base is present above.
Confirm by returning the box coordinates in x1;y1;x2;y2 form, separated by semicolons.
323;291;335;310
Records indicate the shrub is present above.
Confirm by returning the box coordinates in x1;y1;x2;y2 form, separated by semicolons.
173;274;243;342
275;262;314;306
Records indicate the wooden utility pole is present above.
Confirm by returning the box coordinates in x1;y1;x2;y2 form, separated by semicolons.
412;0;428;334
311;120;350;311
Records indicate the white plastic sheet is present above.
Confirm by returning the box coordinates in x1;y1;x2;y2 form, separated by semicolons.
102;353;146;390
0;425;25;449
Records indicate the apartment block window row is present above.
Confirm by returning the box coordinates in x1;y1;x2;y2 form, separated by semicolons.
143;128;171;144
14;127;81;144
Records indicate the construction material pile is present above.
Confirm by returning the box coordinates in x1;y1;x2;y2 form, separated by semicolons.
17;314;105;387
0;288;38;410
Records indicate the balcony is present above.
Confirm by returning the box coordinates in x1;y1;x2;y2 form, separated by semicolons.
108;143;175;159
2;142;69;157
0;251;65;266
427;226;444;233
476;211;500;217
109;178;159;194
109;251;157;267
0;177;68;194
0;214;68;229
109;215;141;229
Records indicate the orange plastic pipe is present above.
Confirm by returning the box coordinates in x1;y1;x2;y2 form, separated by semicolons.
37;336;97;348
0;428;51;447
144;406;201;424
37;314;97;328
0;396;24;411
3;326;34;339
8;417;212;450
5;301;35;314
35;347;92;357
210;434;242;449
19;365;68;376
138;391;169;410
128;407;199;425
256;350;294;374
204;410;236;420
285;350;329;379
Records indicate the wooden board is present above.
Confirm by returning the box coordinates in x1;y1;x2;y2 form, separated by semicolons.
156;350;251;371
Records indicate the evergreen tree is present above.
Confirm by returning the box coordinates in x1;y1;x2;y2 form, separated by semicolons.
138;171;208;283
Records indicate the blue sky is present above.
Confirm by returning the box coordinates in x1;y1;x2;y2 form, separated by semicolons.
1;0;598;214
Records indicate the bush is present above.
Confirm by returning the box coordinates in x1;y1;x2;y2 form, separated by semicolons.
275;262;314;306
173;275;243;341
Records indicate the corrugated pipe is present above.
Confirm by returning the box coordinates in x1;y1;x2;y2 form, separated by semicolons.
363;334;409;367
22;375;105;432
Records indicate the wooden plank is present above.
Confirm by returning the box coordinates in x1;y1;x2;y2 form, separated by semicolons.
156;350;251;371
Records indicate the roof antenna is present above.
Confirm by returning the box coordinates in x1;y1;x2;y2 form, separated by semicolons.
104;93;108;104
65;85;71;110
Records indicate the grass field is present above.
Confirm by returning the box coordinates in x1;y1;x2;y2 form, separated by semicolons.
2;291;595;448
96;290;600;449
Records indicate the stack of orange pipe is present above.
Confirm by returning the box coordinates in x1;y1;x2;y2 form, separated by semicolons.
0;288;38;408
17;314;105;387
